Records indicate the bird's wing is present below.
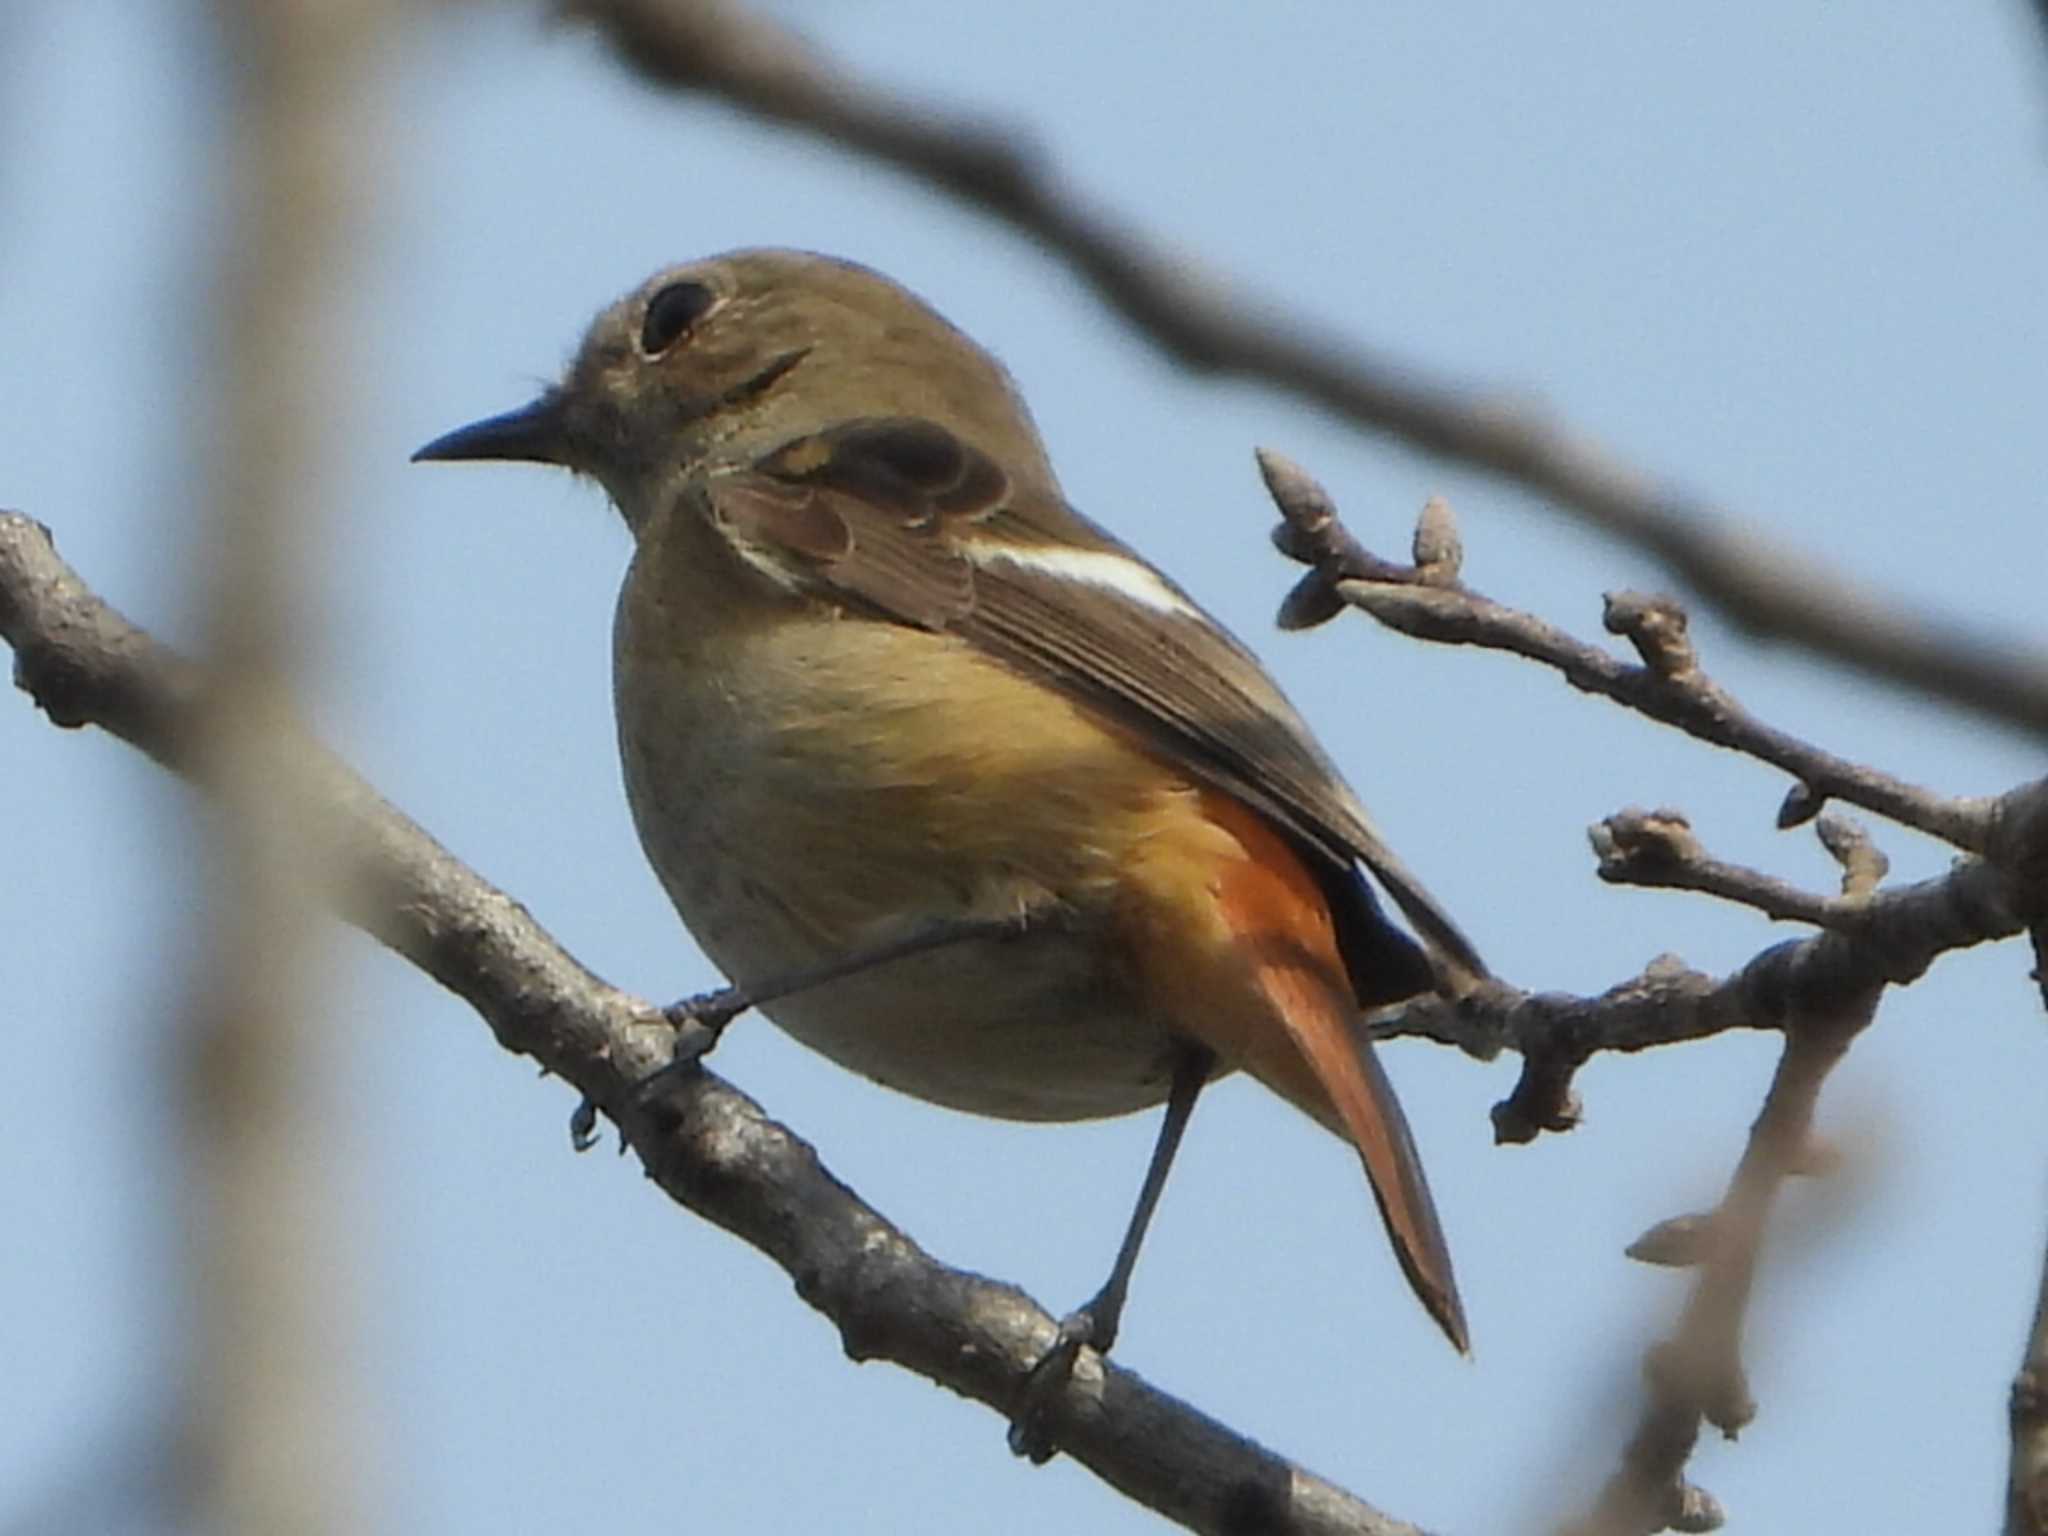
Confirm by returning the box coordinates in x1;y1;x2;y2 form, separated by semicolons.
703;416;1486;989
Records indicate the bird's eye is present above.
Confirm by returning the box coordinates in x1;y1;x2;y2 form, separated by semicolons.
640;280;716;356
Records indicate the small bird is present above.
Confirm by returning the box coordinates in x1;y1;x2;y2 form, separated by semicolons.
415;250;1484;1441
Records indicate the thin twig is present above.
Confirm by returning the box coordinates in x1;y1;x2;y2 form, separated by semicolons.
1257;455;1997;852
552;0;2048;740
1588;807;1891;925
1375;793;2042;1144
1252;453;2037;1525
1277;457;2047;1151
1591;808;1845;926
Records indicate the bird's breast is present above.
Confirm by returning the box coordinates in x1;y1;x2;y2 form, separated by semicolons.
610;529;1195;1119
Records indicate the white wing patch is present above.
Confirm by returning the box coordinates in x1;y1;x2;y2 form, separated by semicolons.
967;543;1200;618
721;530;815;597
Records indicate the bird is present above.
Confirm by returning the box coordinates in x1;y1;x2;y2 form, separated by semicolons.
414;248;1484;1450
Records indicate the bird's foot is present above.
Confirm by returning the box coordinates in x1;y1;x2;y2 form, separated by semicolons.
662;983;750;1063
1007;1297;1117;1464
632;985;748;1099
569;986;749;1153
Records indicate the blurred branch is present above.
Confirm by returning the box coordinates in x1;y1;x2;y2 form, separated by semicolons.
556;0;2048;740
0;512;1422;1536
177;0;395;1530
1564;991;1875;1536
2011;1225;2048;1536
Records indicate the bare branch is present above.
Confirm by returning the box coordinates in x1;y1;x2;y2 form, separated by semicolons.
1998;1220;2048;1531
0;510;1423;1536
1590;808;1846;926
1257;450;2042;1525
1588;807;1890;925
2009;801;2048;1534
1258;457;1997;852
2011;1225;2048;1536
1814;814;1890;900
1377;790;2041;1145
1988;787;2048;1019
552;0;2048;738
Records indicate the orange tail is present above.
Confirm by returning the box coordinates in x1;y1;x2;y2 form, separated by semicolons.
1198;793;1469;1353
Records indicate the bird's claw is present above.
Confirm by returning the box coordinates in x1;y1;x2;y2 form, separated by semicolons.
569;1096;603;1152
569;988;741;1153
663;984;748;1053
1007;1306;1106;1464
600;986;750;1121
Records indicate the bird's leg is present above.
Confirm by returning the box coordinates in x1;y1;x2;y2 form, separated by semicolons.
660;910;1040;1067
1008;1041;1215;1464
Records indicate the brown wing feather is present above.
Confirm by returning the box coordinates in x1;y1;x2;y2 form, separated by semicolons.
701;416;1486;988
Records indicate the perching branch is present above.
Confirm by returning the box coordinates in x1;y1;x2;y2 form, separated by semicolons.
0;511;1423;1536
554;0;2048;741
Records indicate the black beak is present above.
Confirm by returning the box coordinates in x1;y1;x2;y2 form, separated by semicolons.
412;392;571;466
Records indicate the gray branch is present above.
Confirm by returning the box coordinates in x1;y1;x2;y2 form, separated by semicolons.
1253;457;2048;1526
1272;466;2046;1154
0;510;1424;1536
1258;453;1993;854
1377;818;2037;1150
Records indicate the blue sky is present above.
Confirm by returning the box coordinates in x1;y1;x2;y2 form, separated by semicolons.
5;3;2047;1531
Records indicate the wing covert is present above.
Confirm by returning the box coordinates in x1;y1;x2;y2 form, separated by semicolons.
701;416;1485;984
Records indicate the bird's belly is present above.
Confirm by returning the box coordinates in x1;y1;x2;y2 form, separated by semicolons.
613;576;1193;1120
746;932;1178;1120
